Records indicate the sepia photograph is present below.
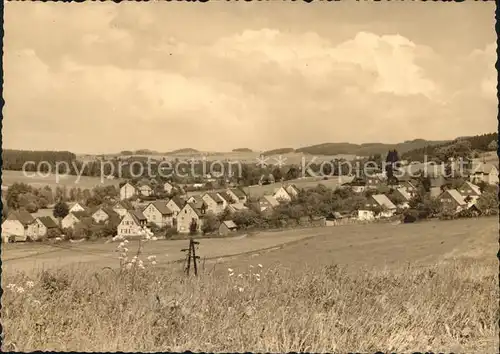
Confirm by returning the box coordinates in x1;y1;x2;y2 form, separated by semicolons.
1;1;499;352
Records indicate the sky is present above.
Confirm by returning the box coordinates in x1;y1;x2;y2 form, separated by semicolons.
3;2;497;154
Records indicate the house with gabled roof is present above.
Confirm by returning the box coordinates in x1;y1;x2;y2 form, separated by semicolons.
470;162;499;185
392;188;412;209
259;195;280;212
273;186;292;202
117;210;149;238
2;210;35;242
202;192;225;214
166;197;185;217
163;181;174;194
27;216;59;240
285;184;299;198
177;202;206;234
68;202;87;214
142;200;174;227
61;210;91;230
112;200;134;218
219;220;237;236
226;188;247;204
120;182;138;200
92;206;120;224
227;202;248;213
439;189;467;213
358;194;397;220
138;182;154;197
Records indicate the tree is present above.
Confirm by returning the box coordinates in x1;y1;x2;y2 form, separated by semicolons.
25;202;38;213
53;201;69;219
189;218;199;235
487;139;498;151
201;212;219;234
476;189;499;215
385;149;400;179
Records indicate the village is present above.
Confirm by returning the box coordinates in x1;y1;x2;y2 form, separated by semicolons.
2;158;498;244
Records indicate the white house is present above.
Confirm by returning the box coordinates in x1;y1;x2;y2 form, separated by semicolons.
226;188;247;204
138;184;154;197
61;211;90;230
285;184;299;198
393;188;412;209
358;194;397;220
439;189;467;213
166;197;184;219
120;182;137;200
259;195;280;212
112;200;133;218
457;181;482;207
470;163;499;185
68;202;87;213
142;200;174;228
117;210;148;238
201;193;225;215
2;211;35;243
176;202;205;234
273;187;292;203
26;216;59;240
92;207;119;224
163;182;174;194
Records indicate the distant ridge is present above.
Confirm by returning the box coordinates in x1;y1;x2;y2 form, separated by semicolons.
166;148;200;155
232;148;253;153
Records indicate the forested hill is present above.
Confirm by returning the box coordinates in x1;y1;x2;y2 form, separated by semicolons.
2;150;76;171
295;139;448;156
401;133;498;161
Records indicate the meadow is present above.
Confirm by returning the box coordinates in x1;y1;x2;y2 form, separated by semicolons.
2;217;498;351
1;170;123;190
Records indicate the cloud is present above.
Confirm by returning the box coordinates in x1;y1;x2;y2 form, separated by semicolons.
211;29;438;98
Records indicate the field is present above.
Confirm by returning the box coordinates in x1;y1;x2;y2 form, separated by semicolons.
1;170;123;190
2;217;498;351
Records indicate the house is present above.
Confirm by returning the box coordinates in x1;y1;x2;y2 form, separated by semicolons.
202;193;225;214
219;191;235;205
26;216;59;240
138;183;154;197
68;202;87;213
177;202;206;234
430;176;448;198
117;210;149;238
227;203;248;213
226;188;248;204
457;181;482;207
120;182;137;200
470;162;499;185
358;194;397;220
366;176;382;189
92;207;120;224
399;181;417;196
215;192;230;210
112;200;134;218
61;210;90;230
2;211;35;243
285;184;299;198
348;178;367;193
219;220;238;236
273;187;292;202
392;188;412;209
166;197;185;218
439;189;467;213
142;200;174;228
163;182;174;194
259;195;280;212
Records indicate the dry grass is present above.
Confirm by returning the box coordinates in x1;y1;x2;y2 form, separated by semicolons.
2;257;498;352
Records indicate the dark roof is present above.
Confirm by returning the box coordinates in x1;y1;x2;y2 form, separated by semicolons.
169;197;185;209
207;193;224;204
148;200;173;215
430;176;447;188
114;200;134;210
131;210;147;221
72;210;90;219
185;202;206;218
8;211;35;226
100;207;120;218
231;188;247;198
219;191;234;203
221;220;237;229
37;216;58;229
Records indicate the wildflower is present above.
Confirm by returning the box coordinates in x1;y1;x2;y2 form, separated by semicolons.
124;239;129;244
125;263;133;270
25;281;35;288
238;274;243;278
258;264;263;268
16;286;25;294
229;272;234;277
249;265;254;268
151;261;157;265
238;287;244;293
228;268;234;273
147;255;156;261
6;284;16;290
151;237;158;241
